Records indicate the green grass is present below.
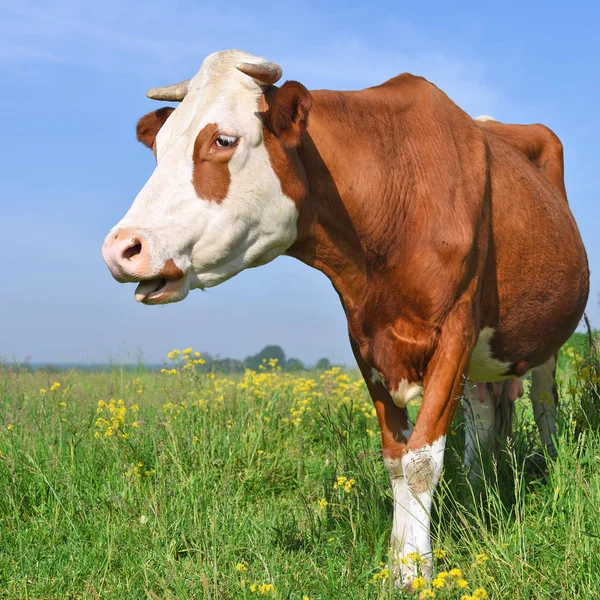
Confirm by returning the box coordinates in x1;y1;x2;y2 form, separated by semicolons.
0;341;599;599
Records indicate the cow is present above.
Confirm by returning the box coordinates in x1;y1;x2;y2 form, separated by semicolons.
102;50;589;584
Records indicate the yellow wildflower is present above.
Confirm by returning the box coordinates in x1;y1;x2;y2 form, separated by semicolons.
473;590;488;600
50;382;61;391
258;583;275;595
235;562;247;572
371;567;389;582
39;388;46;394
420;591;435;599
403;551;425;564
333;476;346;489
475;553;488;565
343;478;356;493
449;568;463;577
433;549;447;559
183;347;192;354
432;576;446;588
318;498;328;509
461;596;474;600
457;579;469;589
6;424;14;431
412;577;427;590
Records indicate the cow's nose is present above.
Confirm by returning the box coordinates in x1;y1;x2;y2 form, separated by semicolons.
102;228;151;282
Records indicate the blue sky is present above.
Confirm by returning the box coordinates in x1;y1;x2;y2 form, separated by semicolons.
0;0;598;365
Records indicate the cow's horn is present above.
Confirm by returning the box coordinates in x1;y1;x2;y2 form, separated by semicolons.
146;79;191;101
236;61;282;86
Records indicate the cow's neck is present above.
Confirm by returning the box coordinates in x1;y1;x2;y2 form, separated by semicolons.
286;95;404;347
287;180;369;333
287;140;367;300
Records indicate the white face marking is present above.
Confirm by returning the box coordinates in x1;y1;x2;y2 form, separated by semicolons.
390;379;423;408
463;381;495;477
385;436;446;584
108;50;298;294
468;327;513;383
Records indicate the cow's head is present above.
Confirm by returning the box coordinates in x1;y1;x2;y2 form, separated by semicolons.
102;50;312;304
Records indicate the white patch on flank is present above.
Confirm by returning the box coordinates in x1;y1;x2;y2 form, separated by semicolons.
467;327;513;383
530;356;558;454
107;50;299;293
390;379;423;408
385;436;446;584
475;115;496;122
463;381;495;477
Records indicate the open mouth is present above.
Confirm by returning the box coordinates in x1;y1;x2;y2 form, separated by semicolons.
134;276;187;304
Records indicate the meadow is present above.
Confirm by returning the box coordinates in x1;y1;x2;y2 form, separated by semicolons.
1;339;599;599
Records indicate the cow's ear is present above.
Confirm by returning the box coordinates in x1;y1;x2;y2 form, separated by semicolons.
267;81;312;148
136;107;175;150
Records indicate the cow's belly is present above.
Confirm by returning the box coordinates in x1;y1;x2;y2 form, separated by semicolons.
467;327;517;383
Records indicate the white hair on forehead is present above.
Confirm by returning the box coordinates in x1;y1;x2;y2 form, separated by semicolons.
193;49;268;89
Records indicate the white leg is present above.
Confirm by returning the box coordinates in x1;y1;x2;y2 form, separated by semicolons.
463;381;495;476
530;356;557;456
386;436;446;584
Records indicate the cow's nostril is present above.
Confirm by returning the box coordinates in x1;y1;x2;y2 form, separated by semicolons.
123;241;142;260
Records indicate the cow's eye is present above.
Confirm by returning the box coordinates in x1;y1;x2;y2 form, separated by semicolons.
215;134;238;148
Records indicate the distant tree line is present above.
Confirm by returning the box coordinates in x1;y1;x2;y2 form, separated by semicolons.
202;345;334;374
4;345;336;374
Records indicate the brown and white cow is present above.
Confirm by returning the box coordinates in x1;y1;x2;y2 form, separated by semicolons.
102;50;589;583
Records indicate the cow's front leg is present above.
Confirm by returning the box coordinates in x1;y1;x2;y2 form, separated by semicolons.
349;340;416;581
385;329;475;584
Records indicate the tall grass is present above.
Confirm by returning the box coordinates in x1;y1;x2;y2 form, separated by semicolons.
0;342;598;599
